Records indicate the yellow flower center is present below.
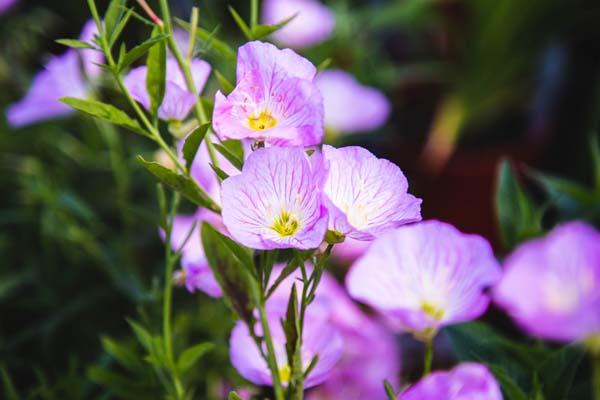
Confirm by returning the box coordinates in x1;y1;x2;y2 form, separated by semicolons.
248;110;277;131
271;210;300;237
278;364;291;384
421;302;445;320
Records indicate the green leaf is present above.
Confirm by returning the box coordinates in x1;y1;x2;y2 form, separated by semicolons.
104;0;126;42
228;6;253;40
118;34;170;71
127;319;153;351
101;336;143;372
538;345;584;400
176;342;214;373
228;392;243;400
213;140;244;171
201;223;257;324
108;7;134;46
60;97;147;136
182;123;210;171
209;164;230;181
495;159;543;249
56;39;96;49
87;366;150;398
214;69;234;94
283;283;299;367
146;26;167;117
136;156;220;212
590;134;600;192
251;14;297;40
383;379;396;400
175;19;236;61
266;257;300;299
1;367;19;400
487;364;529;400
317;58;332;72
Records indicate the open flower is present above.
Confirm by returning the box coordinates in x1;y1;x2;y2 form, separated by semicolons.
6;20;102;127
494;221;600;342
316;70;391;134
322;145;421;240
230;308;343;388
346;220;501;338
221;146;328;250
213;41;324;146
262;0;335;49
124;58;210;121
161;212;221;297
397;363;503;400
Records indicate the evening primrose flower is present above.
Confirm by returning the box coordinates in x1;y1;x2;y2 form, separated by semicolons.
6;20;102;127
262;0;335;49
315;70;391;134
229;308;343;388
213;41;324;146
346;220;501;339
162;212;221;297
124;58;210;121
0;0;17;14
221;146;328;250
397;363;503;400
322;145;422;241
494;221;600;342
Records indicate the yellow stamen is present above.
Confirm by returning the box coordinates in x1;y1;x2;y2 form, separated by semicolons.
248;110;277;131
421;302;445;320
278;364;291;384
271;210;300;237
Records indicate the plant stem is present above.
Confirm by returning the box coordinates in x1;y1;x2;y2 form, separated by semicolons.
163;192;184;399
423;339;433;376
250;0;259;29
257;297;285;400
593;355;600;400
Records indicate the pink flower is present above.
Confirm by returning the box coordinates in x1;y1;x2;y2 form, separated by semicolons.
322;145;422;240
346;220;501;338
0;0;17;14
398;363;503;400
213;41;324;146
494;221;600;342
262;0;335;49
6;20;102;127
316;70;391;134
124;58;210;121
221;146;328;250
229;308;344;388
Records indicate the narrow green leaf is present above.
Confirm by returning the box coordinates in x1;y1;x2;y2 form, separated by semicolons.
201;223;257;324
157;184;168;231
317;58;332;72
210;164;230;181
1;367;19;400
104;0;126;41
109;7;134;46
591;134;600;191
266;257;300;299
538;345;584;400
228;392;243;400
60;97;147;136
127;319;153;351
182;123;210;171
56;39;96;49
136;156;220;212
213;141;244;171
118;34;170;71
495;159;542;249
146;26;167;117
214;69;234;94
283;283;299;367
101;336;143;372
175;19;236;61
251;14;297;40
87;366;150;398
228;6;253;39
487;364;529;400
383;379;396;400
177;342;214;372
87;0;103;33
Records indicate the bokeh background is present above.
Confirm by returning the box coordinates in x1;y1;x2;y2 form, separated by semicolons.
2;0;600;398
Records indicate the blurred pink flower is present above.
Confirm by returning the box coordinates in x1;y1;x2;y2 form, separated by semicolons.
0;0;17;14
494;221;600;342
316;70;391;134
397;363;502;400
262;0;335;49
346;220;501;338
213;41;324;146
6;20;102;127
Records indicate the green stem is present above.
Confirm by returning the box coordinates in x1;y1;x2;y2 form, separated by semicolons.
423;340;433;377
257;297;285;400
163;192;184;399
593;355;600;400
250;0;259;29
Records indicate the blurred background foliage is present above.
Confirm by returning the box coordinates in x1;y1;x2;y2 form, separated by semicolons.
2;0;600;399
